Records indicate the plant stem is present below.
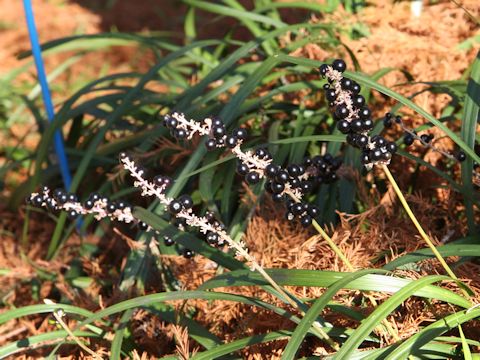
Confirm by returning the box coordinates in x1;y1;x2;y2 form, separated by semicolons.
232;240;340;350
291;194;401;342
288;193;355;271
44;300;102;359
311;219;355;272
381;165;470;299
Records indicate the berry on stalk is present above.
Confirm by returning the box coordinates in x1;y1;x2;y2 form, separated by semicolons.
332;59;346;72
456;150;467;162
246;172;260;184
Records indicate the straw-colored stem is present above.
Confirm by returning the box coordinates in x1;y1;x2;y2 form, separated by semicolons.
288;193;355;271
382;165;469;298
366;295;401;342
44;300;102;359
311;219;355;272
289;194;401;342
234;244;340;350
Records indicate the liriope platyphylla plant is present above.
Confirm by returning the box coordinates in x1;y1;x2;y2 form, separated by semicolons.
26;57;474;350
160;111;402;342
319;58;470;296
27;150;341;349
162;111;355;270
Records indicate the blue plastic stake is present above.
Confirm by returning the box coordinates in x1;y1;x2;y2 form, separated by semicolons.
23;0;73;190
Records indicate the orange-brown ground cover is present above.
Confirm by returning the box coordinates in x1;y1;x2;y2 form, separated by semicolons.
0;0;479;359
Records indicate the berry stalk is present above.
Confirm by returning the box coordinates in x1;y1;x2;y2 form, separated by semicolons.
382;164;471;300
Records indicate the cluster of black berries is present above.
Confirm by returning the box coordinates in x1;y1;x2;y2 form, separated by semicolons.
320;59;397;167
285;199;319;227
383;113;468;163
262;154;339;227
303;154;342;184
165;191;228;257
85;193;136;221
204;211;226;248
205;118;248;151
28;186;65;210
160;210;227;259
262;154;341;199
236;147;272;185
163;113;249;151
28;187;81;219
167;194;193;230
161;112;343;230
163;114;190;139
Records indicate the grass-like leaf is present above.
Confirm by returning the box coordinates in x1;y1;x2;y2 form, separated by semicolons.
384;307;480;359
199;269;471;308
0;330;100;358
333;275;459;359
281;269;386;360
384;236;480;270
461;51;480;232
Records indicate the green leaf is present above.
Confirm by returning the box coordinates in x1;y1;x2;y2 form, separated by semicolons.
0;330;99;358
220;0;276;55
333;275;456;359
183;0;286;28
110;309;132;360
384;238;480;270
199;269;471;308
191;330;292;360
0;304;93;325
282;269;386;360
461;51;480;233
255;1;337;13
270;134;346;145
459;325;473;360
76;291;297;329
18;33;172;59
275;54;480;165
384;308;480;359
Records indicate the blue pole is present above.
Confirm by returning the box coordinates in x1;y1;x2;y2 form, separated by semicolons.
23;0;73;190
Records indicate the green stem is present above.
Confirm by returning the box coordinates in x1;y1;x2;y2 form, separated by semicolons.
289;192;355;271
311;219;355;272
294;195;401;342
250;262;340;351
382;165;469;298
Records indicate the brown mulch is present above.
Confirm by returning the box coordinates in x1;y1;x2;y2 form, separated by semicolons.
0;0;479;359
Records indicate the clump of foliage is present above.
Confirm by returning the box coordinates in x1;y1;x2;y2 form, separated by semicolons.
2;0;480;359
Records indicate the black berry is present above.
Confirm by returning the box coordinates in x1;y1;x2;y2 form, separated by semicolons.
164;236;175;246
226;136;238;148
275;170;290;184
325;89;337;102
319;64;329;76
335;105;349;119
456;150;467;162
205;138;217;151
183;249;195;259
169;200;183;214
246;172;260;184
337;120;350;134
178;195;193;209
265;164;279;178
236;162;249;176
233;128;248;140
403;133;415;146
300;215;312;227
332;59;346;73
